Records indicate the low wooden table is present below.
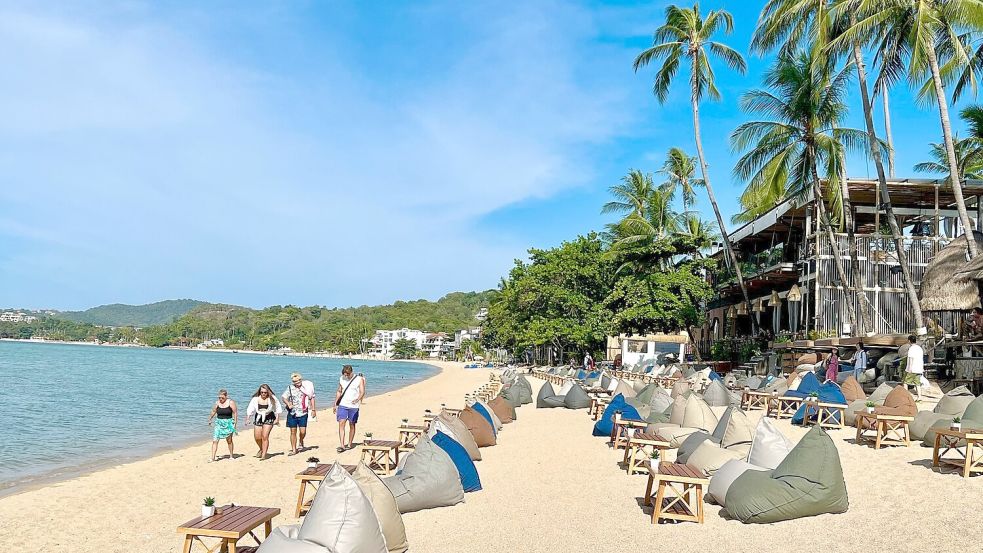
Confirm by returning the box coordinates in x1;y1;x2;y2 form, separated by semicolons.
612;416;648;450
294;464;356;517
643;462;708;524
741;390;771;411
855;412;913;448
360;440;401;475
443;408;462;416
178;505;279;553
397;425;428;447
933;428;983;477
624;432;670;475
766;396;803;419
803;401;848;429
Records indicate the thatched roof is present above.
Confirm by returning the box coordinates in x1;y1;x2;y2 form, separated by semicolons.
920;232;983;312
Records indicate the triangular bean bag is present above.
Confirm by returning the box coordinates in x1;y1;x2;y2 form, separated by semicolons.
632;380;648;393
431;431;481;492
934;385;976;415
600;374;611;389
384;436;465;513
746;417;794;470
725;426;848;524
703;379;738;407
707;459;769;506
922;396;983;446
785;371;820;398
632;383;657;405
868;382;897;403
720;408;755;452
474;401;502;431
648;387;673;413
688;440;746;475
352;463;409;553
592;394;641;437
433;412;480;461
536;382;557;408
675;430;716;464
612;379;636;399
458;406;496;447
874;385;917;417
961;394;983;421
745;375;763;389
606;377;620;393
651;394;719;447
840;376;866;402
563;384;591;410
558;380;575;396
576;369;586;380
671;380;691;398
709;370;722;381
280;462;388;553
911;411;950;442
500;386;522;409
488;396;515;424
791;381;846;424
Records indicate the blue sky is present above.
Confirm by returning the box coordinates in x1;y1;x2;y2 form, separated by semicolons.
1;0;978;310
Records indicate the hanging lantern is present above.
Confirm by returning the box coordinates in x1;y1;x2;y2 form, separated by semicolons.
787;284;802;302
736;302;748;315
768;290;781;306
726;305;737;318
753;298;766;312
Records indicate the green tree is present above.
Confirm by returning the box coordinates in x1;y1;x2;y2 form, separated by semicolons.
633;3;755;331
390;338;418;359
601;169;657;219
914;136;983;181
657;147;704;212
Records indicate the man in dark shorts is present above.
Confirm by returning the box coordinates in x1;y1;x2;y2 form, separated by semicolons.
333;365;365;452
282;372;316;455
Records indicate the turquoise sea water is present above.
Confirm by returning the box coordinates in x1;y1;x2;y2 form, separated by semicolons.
0;341;438;495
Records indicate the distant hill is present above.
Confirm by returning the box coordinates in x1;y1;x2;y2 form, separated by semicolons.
56;299;210;327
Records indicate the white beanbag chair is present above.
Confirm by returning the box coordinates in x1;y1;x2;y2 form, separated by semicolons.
708;460;770;506
746;417;794;470
383;436;465;513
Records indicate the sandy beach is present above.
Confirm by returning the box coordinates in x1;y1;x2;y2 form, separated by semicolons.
3;366;983;552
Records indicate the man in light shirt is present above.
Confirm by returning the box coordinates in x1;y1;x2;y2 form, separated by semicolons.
852;342;868;382
903;335;924;400
282;372;316;455
333;364;365;453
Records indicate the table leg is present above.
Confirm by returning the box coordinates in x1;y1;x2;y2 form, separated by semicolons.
295;481;308;518
265;520;272;539
875;421;883;450
696;483;705;524
182;535;193;553
933;433;942;468
964;441;975;478
644;474;654;506
652;480;666;524
222;538;232;553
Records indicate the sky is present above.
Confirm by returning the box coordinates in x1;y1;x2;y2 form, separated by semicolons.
1;0;979;311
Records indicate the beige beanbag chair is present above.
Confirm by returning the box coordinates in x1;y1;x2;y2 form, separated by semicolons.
612;379;637;399
459;406;496;447
688;441;746;475
840;376;866;402
352;463;409;553
432;412;481;461
671;380;692;398
747;417;794;470
487;396;514;424
649;394;719;447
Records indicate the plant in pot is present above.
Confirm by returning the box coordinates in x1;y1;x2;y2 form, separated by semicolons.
306;456;319;469
952;417;962;431
648;450;660;469
401;418;409;427
865;401;876;414
202;497;216;518
808;391;819;403
364;432;373;442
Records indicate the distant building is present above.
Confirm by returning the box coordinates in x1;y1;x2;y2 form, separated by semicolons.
475;308;488;321
364;328;428;358
454;327;482;348
196;338;225;349
421;332;455;358
0;311;37;323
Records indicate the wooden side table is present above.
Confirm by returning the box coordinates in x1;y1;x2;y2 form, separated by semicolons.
360;440;401;475
294;464;356;517
178;505;279;553
624;432;670;475
805;401;847;429
855;412;913;448
643;462;708;524
933;428;983;477
611;416;648;450
741;390;770;411
397;425;427;448
766;396;803;419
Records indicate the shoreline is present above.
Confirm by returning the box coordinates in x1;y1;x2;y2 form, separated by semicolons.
0;356;445;500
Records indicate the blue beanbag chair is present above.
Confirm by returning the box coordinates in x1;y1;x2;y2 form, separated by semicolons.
791;382;848;424
709;370;722;382
576;369;587;380
432;430;482;492
586;371;599;380
785;371;821;398
472;402;497;436
592;394;641;437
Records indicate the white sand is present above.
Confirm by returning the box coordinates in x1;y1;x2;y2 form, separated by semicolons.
3;366;983;552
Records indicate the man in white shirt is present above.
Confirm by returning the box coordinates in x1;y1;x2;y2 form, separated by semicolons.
282;373;316;455
903;335;924;400
333;365;365;452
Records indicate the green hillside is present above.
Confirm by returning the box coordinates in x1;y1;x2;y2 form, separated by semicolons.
57;299;209;327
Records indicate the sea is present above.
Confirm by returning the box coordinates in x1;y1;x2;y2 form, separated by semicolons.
0;340;438;496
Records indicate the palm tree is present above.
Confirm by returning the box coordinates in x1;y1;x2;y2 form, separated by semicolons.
658;147;704;212
605;187;682;274
731;50;868;333
634;3;755;329
601;169;656;219
914;136;983;181
963;105;983;140
679;212;719;258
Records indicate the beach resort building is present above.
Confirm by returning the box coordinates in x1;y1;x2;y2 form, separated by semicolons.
365;328;428;358
0;311;37;323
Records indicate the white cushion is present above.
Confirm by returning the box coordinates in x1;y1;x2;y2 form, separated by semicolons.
298;463;388;553
707;460;768;506
746;417;794;470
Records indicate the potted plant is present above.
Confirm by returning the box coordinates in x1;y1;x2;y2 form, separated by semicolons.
952;417;962;431
202;497;216;518
648;450;661;469
364;432;374;442
808;392;819;403
306;456;319;469
865;401;876;414
424;409;432;416
401;418;409;427
440;403;447;410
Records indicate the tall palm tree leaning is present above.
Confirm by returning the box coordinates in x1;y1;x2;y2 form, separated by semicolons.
634;3;758;332
731;50;867;334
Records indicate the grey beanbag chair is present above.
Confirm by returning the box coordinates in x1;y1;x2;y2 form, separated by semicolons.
911;385;975;440
703;379;740;407
536;382;556;408
708;459;769;506
563;383;592;409
725;426;848;523
515;375;534;404
501;386;522;408
922;395;983;446
383;436;465;513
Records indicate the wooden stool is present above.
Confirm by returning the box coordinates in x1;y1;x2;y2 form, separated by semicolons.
624;432;669;475
804;401;847;429
767;396;802;419
398;425;427;447
644;462;708;524
855;412;913;448
741;390;770;411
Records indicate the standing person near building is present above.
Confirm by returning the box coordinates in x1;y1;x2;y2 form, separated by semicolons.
852;342;868;382
583;352;592;370
825;348;839;383
903;335;925;401
333;365;365;453
282;373;316;456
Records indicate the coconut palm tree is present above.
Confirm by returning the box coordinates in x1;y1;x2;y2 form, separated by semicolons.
657;147;704;212
915;136;983;181
731;50;868;333
633;3;755;329
602;169;656;219
963;105;983;140
679;212;719;258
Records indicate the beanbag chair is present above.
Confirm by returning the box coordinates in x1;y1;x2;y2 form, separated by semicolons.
257;463;388;553
709;370;722;381
563;384;592;410
791;381;847;425
458;406;496;447
922;395;983;446
384;436;465;513
612;379;637;399
703;379;740;407
515;376;534;404
844;383;894;425
671;380;691;398
432;412;480;461
600;373;611;389
536;382;557;408
785;371;820;398
688;440;746;475
762;378;788;396
875;385;917;416
746;417;794;470
431;431;481;492
558;380;575;396
592;394;641;437
840;376;866;402
474;401;502;431
488;396;515;424
500;386;521;409
725;426;848;523
722;373;738;388
576;369;586;380
745;375;762;389
606;377;620;393
935;385;976;415
707;459;769;506
796;353;818;365
352;463;409;553
648;394;718;447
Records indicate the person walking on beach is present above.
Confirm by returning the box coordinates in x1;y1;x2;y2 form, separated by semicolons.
207;389;237;462
333;365;365;453
825;348;839;383
903;335;925;401
282;373;316;456
246;384;281;460
852;342;868;382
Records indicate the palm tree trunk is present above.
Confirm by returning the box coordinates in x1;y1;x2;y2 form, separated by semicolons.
882;89;896;178
811;163;858;336
686;326;703;362
850;35;925;333
926;45;979;258
690;72;758;334
840;158;872;334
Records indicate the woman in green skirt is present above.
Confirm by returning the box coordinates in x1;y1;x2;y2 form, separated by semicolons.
207;389;238;461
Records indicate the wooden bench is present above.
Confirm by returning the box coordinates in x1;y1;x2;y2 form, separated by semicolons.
623;432;670;475
359;440;402;476
643;463;708;524
178;505;279;553
855;412;913;448
933;428;983;478
294;464;356;517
